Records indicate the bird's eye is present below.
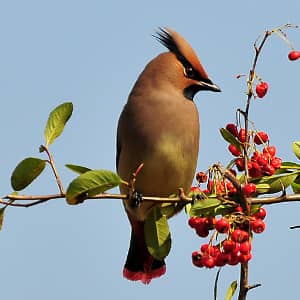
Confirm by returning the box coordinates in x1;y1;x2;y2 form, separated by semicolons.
184;66;195;78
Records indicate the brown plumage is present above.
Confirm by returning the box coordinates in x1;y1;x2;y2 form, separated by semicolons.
117;28;220;284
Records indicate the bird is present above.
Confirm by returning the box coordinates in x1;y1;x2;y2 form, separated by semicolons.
116;27;220;284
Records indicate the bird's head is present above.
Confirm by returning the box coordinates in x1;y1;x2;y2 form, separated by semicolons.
151;27;221;100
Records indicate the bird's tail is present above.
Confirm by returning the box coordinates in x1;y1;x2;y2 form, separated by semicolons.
123;217;166;284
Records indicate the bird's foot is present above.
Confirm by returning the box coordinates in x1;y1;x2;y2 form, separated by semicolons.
130;190;143;207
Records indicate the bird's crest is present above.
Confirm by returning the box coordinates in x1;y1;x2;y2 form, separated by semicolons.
154;27;209;79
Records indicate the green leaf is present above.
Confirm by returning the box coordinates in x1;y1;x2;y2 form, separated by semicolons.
292;141;300;160
291;175;300;193
189;197;222;217
225;280;237;300
0;207;6;230
145;207;171;260
44;102;73;146
220;128;242;150
66;169;121;205
280;161;300;170
65;164;91;174
254;172;299;194
11;157;46;191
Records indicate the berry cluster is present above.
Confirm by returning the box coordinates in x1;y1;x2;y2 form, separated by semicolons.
189;207;266;269
226;123;282;178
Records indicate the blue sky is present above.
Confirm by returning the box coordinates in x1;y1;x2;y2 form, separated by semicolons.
0;1;300;299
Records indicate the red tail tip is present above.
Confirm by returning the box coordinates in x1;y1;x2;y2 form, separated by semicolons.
123;265;166;284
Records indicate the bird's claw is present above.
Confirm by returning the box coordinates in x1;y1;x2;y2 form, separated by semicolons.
130;191;143;207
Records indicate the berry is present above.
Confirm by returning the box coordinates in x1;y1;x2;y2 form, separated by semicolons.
239;241;252;254
196;171;208;183
222;239;238;253
192;251;203;267
256;82;269;98
262;164;275;176
248;162;262;178
228;144;242;156
238;128;247;143
200;244;215;256
288;50;300;61
235;158;245;171
271;157;282;169
250;219;266;233
231;229;249;243
201;255;216;268
252;207;267;220
263;146;276;157
196;227;209;238
190;186;201;193
239;253;252;263
243;183;257;197
188;217;198;228
254;131;269;145
215;253;230;266
215;218;230;233
228;253;240;265
256;154;269;166
226;123;239;137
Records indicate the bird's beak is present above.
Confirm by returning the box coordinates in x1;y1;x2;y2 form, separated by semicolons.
199;80;221;92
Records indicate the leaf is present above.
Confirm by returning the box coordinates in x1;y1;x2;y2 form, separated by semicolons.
0;207;6;230
11;157;46;191
66;169;121;205
280;161;300;170
291;175;300;193
292;141;300;160
225;280;237;300
255;172;299;194
189;197;222;217
65;164;91;174
220;128;242;150
44;102;73;146
145;207;171;260
255;183;271;194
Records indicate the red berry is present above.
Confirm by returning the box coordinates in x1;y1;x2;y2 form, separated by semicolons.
256;82;269;98
223;239;238;253
250;219;266;233
234;206;244;213
248;162;262;178
235;158;245;171
215;253;230;266
256;154;269;166
252;207;267;220
243;183;257;197
231;229;249;243
188;217;198;228
200;244;215;255
201;255;216;268
263;146;276;157
190;186;201;193
238;128;247;143
239;241;252;254
254;131;269;145
226;123;239;137
228;144;242;157
239;253;252;263
228;253;240;265
196;171;208;183
288;50;300;61
215;218;230;233
192;251;203;267
271;157;282;169
262;164;275;176
206;217;216;230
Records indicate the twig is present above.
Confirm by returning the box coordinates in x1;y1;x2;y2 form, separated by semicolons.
42;146;65;194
